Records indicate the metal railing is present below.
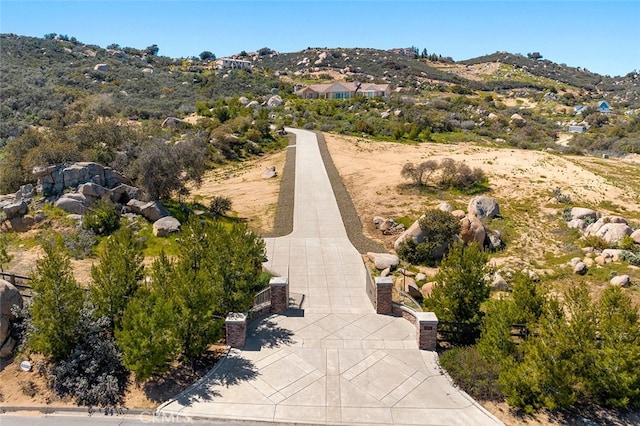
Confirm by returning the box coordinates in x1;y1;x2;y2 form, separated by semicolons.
0;271;33;298
253;287;271;307
392;286;423;312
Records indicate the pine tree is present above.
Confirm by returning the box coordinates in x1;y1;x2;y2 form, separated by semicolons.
89;227;144;330
424;242;489;343
29;238;84;360
115;252;180;381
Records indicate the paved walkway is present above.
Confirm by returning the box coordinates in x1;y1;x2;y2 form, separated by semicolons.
158;129;502;425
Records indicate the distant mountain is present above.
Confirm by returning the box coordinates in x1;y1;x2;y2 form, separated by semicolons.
1;34;639;145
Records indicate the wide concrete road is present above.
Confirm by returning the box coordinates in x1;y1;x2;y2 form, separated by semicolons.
158;129;502;425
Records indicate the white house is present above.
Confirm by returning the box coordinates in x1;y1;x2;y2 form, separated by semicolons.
294;82;390;99
215;58;252;70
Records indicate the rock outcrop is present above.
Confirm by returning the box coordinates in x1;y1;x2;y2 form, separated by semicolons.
33;162;129;197
0;279;23;358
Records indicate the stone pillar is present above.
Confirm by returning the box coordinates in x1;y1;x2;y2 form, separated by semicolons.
269;276;289;314
375;276;393;315
416;312;438;351
225;313;247;348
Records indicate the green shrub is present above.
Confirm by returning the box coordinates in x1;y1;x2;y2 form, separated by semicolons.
63;228;97;259
618;235;639;252
209;195;232;217
439;346;503;401
397;209;461;266
83;198;120;236
579;235;611;250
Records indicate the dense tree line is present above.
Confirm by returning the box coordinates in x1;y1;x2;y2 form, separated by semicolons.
15;217;267;405
440;270;640;412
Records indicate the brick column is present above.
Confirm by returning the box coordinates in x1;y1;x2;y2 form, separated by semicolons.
416;312;438;351
375;276;393;315
225;313;247;348
269;276;289;314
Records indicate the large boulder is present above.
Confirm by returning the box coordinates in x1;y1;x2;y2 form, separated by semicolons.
460;215;486;246
631;229;640;245
0;278;21;352
0;319;9;346
127;200;169;222
1;200;28;220
451;210;466;220
573;261;587;275
485;229;504;251
394;216;425;251
491;273;509;291
161;117;183;128
468;196;500;219
609;275;631;287
567;218;586;231
585;216;629;236
367;252;400;270
570;207;597;221
0;336;16;358
110;184;140;204
594;223;633;244
78;182;110;200
437;202;453;212
10;215;35;232
153;216;181;237
15;184;35;201
54;194;87;215
267;95;283;108
610;275;631;287
420;282;434;299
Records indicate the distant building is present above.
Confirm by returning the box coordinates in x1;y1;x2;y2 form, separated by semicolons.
215;58;252;70
568;125;587;133
388;47;416;57
294;82;390;99
598;100;611;113
574;105;586;114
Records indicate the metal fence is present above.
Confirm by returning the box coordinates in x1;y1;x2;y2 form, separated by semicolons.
392;286;423;312
1;272;32;298
253;287;271;307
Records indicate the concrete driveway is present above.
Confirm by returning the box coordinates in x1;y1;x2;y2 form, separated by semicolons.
157;129;502;425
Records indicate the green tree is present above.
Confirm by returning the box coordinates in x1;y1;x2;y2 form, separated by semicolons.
89;227;144;330
478;273;547;364
144;44;159;56
172;219;265;357
586;286;640;408
116;252;180;381
199;51;215;60
171;220;225;358
424;242;489;343
29;238;84;360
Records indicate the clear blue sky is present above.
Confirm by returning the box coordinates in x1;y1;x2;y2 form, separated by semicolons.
1;1;638;77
